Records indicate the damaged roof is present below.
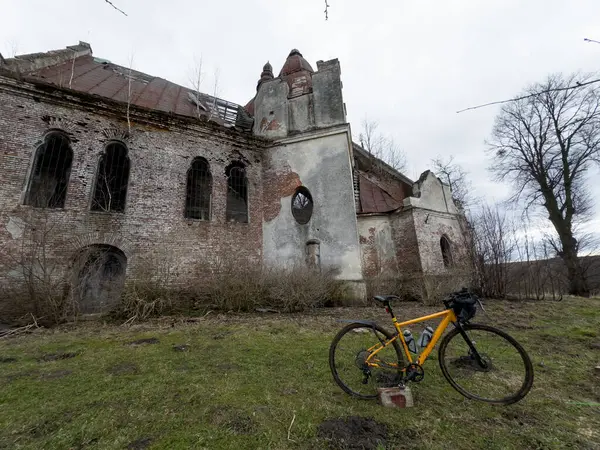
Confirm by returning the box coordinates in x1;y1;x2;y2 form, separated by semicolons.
2;43;252;130
357;172;406;214
352;142;414;214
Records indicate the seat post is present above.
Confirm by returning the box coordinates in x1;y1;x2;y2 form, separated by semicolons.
385;302;396;319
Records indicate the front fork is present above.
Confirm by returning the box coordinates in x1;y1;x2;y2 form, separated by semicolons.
454;322;488;369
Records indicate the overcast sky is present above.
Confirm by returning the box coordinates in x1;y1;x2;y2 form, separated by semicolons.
2;0;600;246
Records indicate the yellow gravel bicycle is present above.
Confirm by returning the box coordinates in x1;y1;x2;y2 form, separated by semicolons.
329;289;534;405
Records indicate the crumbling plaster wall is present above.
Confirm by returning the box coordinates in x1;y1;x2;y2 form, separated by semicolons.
403;171;468;275
357;215;398;278
262;128;363;283
0;80;264;319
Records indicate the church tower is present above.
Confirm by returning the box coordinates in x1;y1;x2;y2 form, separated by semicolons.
248;49;365;299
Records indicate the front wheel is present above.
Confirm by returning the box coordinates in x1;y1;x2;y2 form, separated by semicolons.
438;323;534;405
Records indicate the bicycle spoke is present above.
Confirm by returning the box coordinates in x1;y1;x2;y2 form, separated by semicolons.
440;326;533;404
330;324;404;398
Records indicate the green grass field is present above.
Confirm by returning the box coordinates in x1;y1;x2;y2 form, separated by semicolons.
1;297;599;449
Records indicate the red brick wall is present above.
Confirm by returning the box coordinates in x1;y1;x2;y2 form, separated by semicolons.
0;79;266;320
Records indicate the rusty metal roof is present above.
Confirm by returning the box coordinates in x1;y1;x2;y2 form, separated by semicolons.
25;54;245;128
358;171;405;214
279;49;314;77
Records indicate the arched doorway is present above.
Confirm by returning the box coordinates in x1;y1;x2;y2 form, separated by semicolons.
73;244;127;314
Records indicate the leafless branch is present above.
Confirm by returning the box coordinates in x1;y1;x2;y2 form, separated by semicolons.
68;50;76;89
188;55;205;120
457;77;600;114
324;0;330;20
287;413;296;441
0;320;41;339
104;0;128;16
584;38;600;45
431;155;476;210
126;53;134;132
359;118;407;173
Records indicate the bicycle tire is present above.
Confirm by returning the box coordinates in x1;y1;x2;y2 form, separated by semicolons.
438;323;534;405
329;322;404;399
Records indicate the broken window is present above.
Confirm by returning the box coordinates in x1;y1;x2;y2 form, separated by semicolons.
25;131;73;208
441;235;453;267
292;186;313;224
226;162;248;223
91;142;130;212
185;157;212;220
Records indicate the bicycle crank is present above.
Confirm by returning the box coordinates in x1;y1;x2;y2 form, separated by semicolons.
405;363;425;382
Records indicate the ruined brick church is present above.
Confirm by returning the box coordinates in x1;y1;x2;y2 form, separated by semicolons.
0;42;468;319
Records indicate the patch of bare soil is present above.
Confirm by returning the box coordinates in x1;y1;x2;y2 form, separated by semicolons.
40;369;72;380
127;338;159;346
127;437;153;449
4;370;40;383
215;362;240;371
107;362;139;375
500;409;540;427
208;405;256;435
317;416;387;450
38;352;78;362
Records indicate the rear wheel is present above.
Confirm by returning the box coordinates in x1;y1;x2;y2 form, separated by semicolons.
329;323;405;399
438;323;534;405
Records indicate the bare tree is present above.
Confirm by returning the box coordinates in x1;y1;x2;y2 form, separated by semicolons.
126;52;135;133
359;118;407;173
431;155;474;210
188;55;205;120
5;39;19;58
207;67;221;122
488;73;600;297
470;204;517;298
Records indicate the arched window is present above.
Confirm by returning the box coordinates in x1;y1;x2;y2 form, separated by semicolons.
291;186;313;224
185;157;212;220
25;131;73;208
440;235;453;267
91;141;130;212
226;162;248;223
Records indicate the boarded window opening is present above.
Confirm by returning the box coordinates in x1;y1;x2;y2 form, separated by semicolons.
91;142;130;212
306;239;321;271
185;157;212;220
74;244;126;314
441;235;453;267
25;131;73;208
226;162;248;223
292;186;313;224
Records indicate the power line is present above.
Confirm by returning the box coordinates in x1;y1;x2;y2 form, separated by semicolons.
456;78;600;114
104;0;127;16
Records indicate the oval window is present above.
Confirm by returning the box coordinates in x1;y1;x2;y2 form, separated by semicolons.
291;187;313;224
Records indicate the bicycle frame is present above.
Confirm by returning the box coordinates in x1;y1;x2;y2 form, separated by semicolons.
366;308;458;368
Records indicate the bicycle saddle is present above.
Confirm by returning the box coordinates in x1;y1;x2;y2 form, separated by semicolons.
373;295;400;304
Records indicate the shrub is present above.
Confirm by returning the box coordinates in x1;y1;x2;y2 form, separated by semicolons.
191;259;344;313
113;250;180;321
